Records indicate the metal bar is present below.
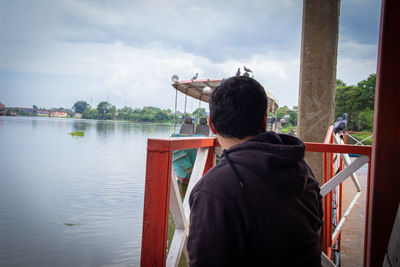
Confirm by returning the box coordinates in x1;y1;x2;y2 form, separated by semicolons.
167;170;191;267
166;228;188;267
321;252;336;267
327;152;333;258
332;191;362;243
354;135;373;146
169;169;187;229
335;134;362;192
332;227;342;248
147;137;370;155
346;133;361;143
174;89;178;134
338;156;343;251
141;140;172;267
305;142;372;155
183;148;209;219
203;146;215;175
324;126;334;144
145;137;215;152
347;131;373;135
320;156;369;196
323;151;329;255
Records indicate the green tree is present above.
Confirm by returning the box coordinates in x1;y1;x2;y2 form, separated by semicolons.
32;105;38;110
357;74;376;110
336;79;346;87
276;105;288;120
356;107;374;131
82;107;99;119
288;111;297;126
73;101;89;114
97;101;112;119
191;108;206;117
335;74;376;131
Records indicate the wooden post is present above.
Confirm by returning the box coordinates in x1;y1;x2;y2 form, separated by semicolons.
365;0;400;265
141;139;172;267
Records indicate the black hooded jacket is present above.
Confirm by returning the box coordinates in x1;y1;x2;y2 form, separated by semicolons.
187;132;323;267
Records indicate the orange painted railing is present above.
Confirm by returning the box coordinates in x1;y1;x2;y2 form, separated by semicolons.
141;133;372;266
320;126;372;263
141;137;216;267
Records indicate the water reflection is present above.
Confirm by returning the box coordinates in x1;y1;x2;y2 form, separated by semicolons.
95;120;116;137
72;121;89;131
0;116;174;266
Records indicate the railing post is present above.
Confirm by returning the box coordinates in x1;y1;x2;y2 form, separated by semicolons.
141;139;172;267
323;151;329;254
203;146;215;175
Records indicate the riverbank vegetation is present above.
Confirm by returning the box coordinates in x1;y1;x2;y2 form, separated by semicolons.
73;101;207;123
78;102;175;123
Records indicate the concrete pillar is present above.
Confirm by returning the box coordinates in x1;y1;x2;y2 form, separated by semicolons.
298;0;340;184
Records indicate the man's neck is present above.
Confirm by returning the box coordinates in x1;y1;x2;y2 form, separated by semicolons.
216;134;255;150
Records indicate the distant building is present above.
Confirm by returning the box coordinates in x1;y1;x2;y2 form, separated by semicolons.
36;110;50;116
52;111;68;118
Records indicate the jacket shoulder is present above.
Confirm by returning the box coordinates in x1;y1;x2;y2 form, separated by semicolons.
190;162;243;204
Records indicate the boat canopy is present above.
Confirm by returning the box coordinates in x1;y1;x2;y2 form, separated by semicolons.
172;79;279;113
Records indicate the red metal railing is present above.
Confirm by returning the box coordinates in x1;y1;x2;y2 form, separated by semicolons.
320;126;372;263
141;134;372;266
141;137;216;266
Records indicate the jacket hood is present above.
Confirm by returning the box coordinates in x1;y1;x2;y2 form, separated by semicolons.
220;131;309;196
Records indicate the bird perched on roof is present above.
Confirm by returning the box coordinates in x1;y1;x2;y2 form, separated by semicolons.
236;68;241;76
333;113;348;137
243;71;250;77
244;66;253;73
191;73;198;81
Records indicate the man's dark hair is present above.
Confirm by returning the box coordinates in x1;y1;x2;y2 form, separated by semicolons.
209;76;268;139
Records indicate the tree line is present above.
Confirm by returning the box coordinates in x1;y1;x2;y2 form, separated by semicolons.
73;101;206;123
72;101;175;122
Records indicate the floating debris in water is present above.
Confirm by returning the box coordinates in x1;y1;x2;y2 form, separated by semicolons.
69;130;84;137
64;222;81;226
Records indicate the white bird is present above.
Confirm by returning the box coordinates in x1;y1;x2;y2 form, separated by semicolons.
243;72;250;77
244;66;253;73
191;73;198;81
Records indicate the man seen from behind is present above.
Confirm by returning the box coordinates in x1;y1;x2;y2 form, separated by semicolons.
187;76;323;266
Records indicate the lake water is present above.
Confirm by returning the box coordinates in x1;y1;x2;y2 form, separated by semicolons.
0;116;174;266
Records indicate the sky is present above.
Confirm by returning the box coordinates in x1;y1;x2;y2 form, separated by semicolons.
0;0;381;112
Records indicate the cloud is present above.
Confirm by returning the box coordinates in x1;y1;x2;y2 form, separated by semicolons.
0;0;381;110
59;0;124;26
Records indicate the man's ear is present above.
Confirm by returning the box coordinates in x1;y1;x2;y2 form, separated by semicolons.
208;116;217;134
262;113;267;132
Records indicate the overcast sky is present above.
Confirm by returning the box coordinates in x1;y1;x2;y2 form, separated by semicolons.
0;0;381;112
